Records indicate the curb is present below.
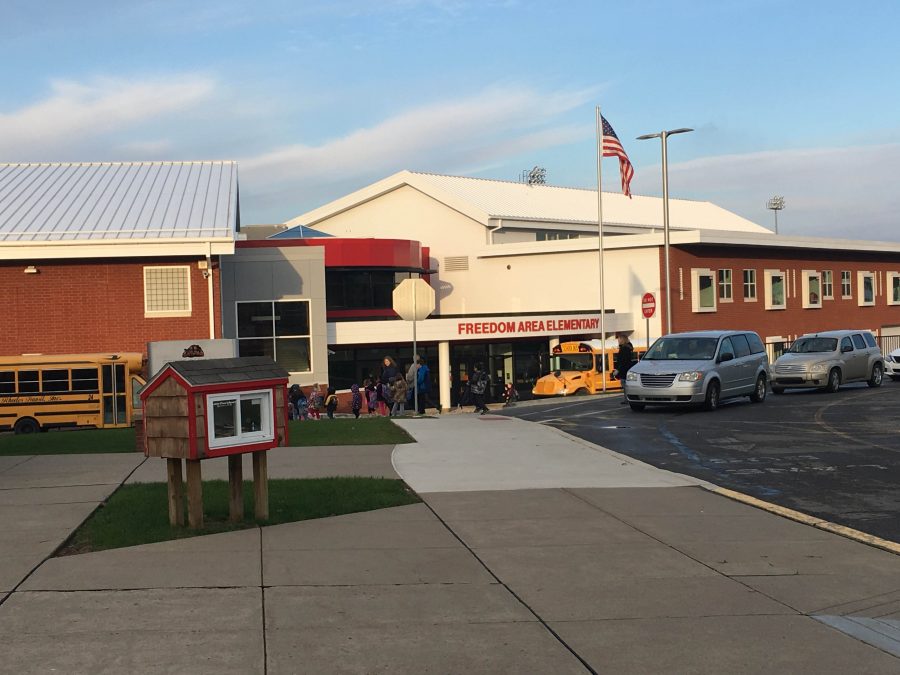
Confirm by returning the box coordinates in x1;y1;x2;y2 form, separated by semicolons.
707;486;900;556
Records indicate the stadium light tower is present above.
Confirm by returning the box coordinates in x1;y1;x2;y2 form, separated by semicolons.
766;196;785;234
636;127;694;335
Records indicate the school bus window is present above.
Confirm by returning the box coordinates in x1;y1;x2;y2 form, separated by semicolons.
19;370;39;393
0;371;13;394
42;369;70;392
72;368;99;392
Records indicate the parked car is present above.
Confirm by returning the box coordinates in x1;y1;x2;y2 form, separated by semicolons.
770;330;884;394
885;348;900;382
624;330;769;412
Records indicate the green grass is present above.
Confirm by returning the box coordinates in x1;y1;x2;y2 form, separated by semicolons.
287;416;414;446
0;427;137;456
0;417;413;456
59;477;420;554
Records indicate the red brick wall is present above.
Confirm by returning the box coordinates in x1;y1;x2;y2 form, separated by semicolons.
0;257;222;357
665;246;900;340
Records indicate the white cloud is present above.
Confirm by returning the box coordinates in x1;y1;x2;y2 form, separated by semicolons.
240;85;595;218
632;143;900;242
0;75;216;160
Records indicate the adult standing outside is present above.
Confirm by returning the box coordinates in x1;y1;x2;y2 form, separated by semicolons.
470;362;490;415
613;333;635;404
381;356;399;384
413;356;441;415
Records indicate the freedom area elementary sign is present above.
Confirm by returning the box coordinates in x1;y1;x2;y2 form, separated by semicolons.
328;312;635;344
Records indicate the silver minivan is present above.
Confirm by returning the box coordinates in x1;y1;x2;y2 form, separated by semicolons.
624;330;769;412
771;330;884;393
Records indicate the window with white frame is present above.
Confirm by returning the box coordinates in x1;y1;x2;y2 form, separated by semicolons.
207;389;273;449
764;270;786;310
889;272;900;305
841;270;852;298
236;300;312;373
144;266;191;317
801;270;822;309
857;271;875;306
821;270;833;299
717;269;733;302
691;269;716;312
743;269;757;301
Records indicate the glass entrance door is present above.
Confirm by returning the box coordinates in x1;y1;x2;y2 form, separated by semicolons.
101;363;128;427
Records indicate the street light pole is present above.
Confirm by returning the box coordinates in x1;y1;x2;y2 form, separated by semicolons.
766;196;785;235
637;127;693;335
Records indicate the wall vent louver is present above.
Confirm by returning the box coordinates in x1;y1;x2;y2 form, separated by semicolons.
443;256;469;271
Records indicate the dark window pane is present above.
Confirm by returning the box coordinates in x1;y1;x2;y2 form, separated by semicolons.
0;371;15;394
237;302;274;337
238;338;275;359
732;335;751;358
841;337;853;351
102;365;112;392
274;301;309;336
103;396;114;425
852;334;866;349
746;333;765;354
213;399;237;439
72;368;99;392
719;337;735;357
275;338;311;372
42;369;70;392
864;332;877;348
240;396;263;433
115;364;125;392
116;394;127;422
19;370;39;393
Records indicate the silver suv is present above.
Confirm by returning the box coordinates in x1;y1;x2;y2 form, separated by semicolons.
624;330;769;412
771;330;884;394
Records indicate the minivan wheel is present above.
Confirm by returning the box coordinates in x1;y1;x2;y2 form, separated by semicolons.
750;374;767;403
629;402;646;412
825;368;841;393
704;380;720;411
868;364;883;388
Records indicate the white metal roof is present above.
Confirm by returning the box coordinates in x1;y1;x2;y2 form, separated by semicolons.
0;161;238;242
284;170;772;235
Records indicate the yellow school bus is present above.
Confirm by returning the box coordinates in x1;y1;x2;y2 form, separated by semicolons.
532;340;645;397
0;353;146;434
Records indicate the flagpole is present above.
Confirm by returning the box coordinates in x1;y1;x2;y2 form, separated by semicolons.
595;106;607;394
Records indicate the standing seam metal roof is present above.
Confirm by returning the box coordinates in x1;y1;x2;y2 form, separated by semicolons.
0;161;238;242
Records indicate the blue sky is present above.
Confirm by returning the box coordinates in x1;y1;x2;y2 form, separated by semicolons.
3;1;899;239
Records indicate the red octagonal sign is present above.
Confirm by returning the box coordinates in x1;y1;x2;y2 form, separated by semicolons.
641;292;656;319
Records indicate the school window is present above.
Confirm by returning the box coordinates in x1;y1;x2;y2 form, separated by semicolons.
841;270;852;298
764;270;786;310
888;273;900;305
536;231;581;241
144;266;192;317
717;269;733;301
801;270;822;309
235;300;312;373
822;270;833;299
857;271;875;306
742;269;757;301
691;269;716;312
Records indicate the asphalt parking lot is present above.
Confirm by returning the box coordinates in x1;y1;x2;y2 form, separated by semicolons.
500;380;900;543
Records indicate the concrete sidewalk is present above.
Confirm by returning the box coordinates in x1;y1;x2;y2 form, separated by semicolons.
2;416;899;672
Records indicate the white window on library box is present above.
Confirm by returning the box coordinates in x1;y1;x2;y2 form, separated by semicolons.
887;272;900;305
764;270;787;310
857;271;876;306
207;389;273;449
691;268;717;313
801;270;822;309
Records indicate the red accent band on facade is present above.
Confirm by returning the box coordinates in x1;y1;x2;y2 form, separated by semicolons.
237;238;426;270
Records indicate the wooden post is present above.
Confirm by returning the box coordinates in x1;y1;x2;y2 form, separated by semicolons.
228;454;244;522
166;458;184;527
252;451;269;521
186;459;204;529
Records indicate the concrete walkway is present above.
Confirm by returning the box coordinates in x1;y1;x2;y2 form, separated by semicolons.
2;417;900;672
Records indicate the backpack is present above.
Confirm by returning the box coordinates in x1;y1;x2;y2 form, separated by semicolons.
471;370;488;395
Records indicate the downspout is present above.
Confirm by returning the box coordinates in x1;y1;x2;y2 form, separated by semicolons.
488;218;503;245
206;241;215;339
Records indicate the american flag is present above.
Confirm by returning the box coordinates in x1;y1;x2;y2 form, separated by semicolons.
601;115;634;198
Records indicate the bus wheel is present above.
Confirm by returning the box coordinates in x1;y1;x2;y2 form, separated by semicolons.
14;418;40;435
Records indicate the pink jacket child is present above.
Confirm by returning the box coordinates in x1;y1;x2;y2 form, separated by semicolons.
308;383;323;420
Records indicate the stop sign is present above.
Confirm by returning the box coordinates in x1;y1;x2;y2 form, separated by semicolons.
641;292;656;319
392;278;436;321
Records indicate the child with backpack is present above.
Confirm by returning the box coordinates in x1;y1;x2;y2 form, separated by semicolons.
350;383;362;419
324;387;338;419
364;378;377;416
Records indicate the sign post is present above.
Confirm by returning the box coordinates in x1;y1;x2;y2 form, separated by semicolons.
642;292;656;349
392;279;436;414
